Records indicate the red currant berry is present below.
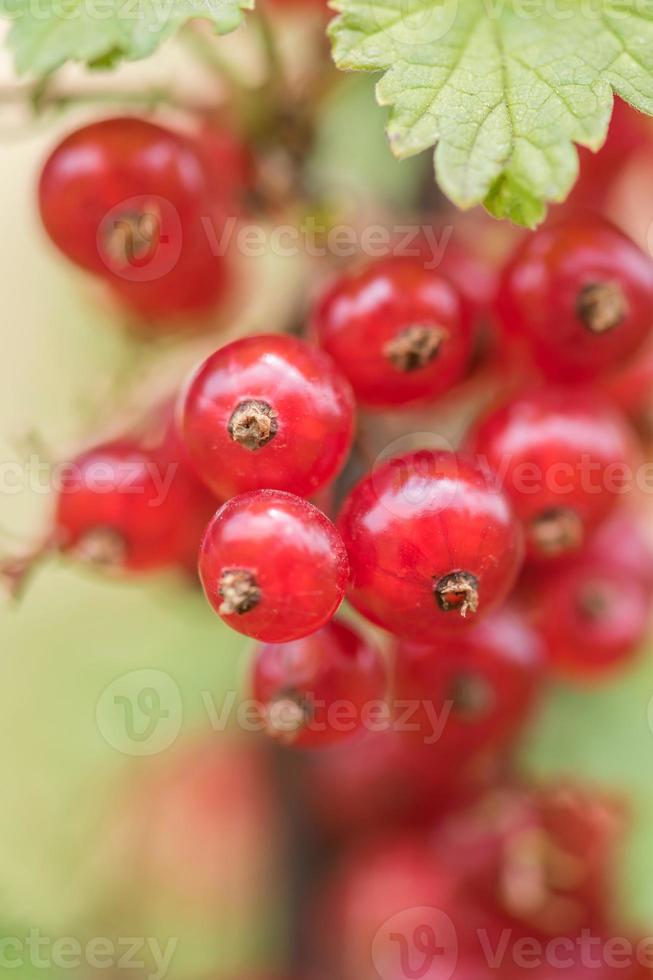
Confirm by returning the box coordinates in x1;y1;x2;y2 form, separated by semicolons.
580;509;653;594
154;411;221;574
392;607;544;758
194;119;253;221
337;451;524;640
316;836;457;980
522;556;649;676
605;337;653;441
304;727;501;837
181;334;355;499
497;214;653;381
312;257;474;408
437;786;621;937
39;117;207;275
198;490;349;642
55;438;214;574
108;243;227;322
564;99;652;213
251;619;386;748
467;389;633;561
38;117;229;320
315;835;512;980
406;226;499;330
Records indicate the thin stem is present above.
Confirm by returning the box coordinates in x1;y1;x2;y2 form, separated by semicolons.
254;3;286;94
37;88;177;111
0;79;214;115
179;23;251;94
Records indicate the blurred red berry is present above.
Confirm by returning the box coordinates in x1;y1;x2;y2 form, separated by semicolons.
468;389;633;561
313;257;474;408
392;606;544;760
497;215;653;382
252;618;386;749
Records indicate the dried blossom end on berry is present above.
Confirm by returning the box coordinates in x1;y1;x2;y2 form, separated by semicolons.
530;507;584;558
102;203;161;268
383;324;448;372
448;671;495;720
576;580;619;621
434;570;480;618
575;280;629;334
264;691;312;745
72;526;127;568
218;568;261;616
228;400;279;452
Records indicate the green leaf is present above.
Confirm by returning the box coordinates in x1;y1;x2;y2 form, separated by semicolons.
520;645;653;928
1;0;253;75
329;0;653;226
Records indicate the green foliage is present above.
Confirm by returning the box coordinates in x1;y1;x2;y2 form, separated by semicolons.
0;0;253;74
330;0;653;225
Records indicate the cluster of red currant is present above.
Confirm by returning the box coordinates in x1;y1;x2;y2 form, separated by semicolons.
187;214;653;749
31;108;653;767
17;34;653;972
313;785;648;980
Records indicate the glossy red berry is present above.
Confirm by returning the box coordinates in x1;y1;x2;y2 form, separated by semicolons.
38;117;228;320
198;490;349;642
468;389;633;561
498;214;653;381
522;556;649;676
55;437;215;574
251;619;386;749
181;334;355;500
313;257;474;408
337;451;524;640
392;607;544;758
